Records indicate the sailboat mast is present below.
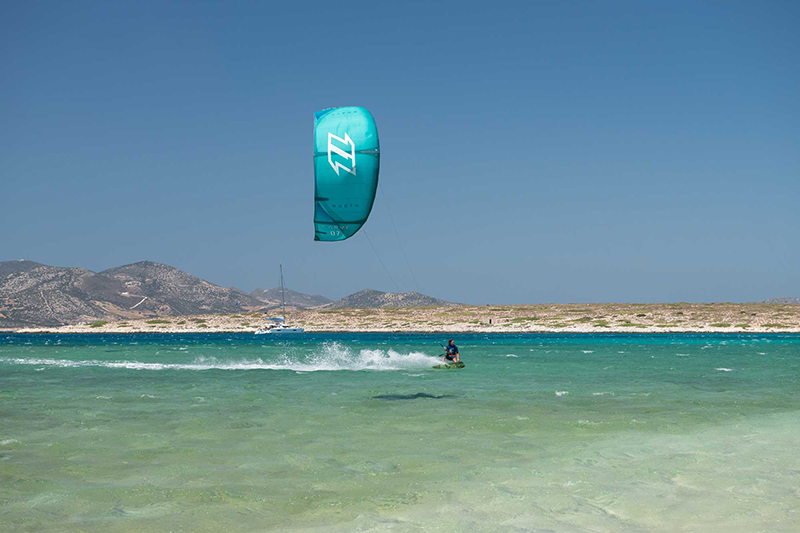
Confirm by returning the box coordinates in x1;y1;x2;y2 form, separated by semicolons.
280;264;286;320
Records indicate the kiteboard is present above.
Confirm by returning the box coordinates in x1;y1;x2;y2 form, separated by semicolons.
433;361;465;369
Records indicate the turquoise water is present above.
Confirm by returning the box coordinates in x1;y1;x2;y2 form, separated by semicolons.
1;333;799;532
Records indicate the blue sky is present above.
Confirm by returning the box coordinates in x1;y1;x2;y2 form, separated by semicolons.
2;1;798;303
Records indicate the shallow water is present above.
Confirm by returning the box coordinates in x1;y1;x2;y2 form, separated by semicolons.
1;333;799;532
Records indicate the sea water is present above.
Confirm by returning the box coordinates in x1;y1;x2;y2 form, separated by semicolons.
1;333;798;532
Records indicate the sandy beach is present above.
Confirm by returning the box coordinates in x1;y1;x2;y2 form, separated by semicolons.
11;303;800;334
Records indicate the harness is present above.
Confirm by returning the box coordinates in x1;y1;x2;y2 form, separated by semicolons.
445;344;459;360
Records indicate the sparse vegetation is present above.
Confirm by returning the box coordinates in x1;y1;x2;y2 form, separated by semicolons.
87;321;108;328
26;302;800;333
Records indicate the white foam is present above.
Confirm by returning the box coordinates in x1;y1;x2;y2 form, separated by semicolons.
506;354;518;358
592;392;613;396
555;391;569;396
0;343;441;373
0;439;19;445
715;368;733;372
582;350;594;354
676;353;690;357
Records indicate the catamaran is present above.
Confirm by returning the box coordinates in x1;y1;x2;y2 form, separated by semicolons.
255;265;305;334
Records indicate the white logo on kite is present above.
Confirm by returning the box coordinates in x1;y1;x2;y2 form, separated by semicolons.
328;132;356;176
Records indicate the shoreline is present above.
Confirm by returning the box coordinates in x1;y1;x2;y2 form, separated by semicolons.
5;329;800;334
5;303;800;335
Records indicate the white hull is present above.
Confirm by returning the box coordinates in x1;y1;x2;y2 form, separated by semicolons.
255;325;305;334
268;326;304;333
254;265;304;335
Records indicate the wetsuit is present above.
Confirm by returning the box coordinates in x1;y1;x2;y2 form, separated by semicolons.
445;344;459;361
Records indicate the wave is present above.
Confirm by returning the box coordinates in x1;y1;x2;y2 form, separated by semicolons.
0;343;440;372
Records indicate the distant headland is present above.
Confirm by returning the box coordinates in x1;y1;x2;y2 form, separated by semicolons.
1;260;798;333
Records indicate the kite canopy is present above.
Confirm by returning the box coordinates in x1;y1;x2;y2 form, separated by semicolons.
313;107;380;241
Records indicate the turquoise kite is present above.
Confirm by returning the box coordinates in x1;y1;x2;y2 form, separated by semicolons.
313;106;380;241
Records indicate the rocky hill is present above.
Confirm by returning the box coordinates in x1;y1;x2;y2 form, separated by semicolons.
0;260;47;279
250;287;332;310
102;261;264;316
0;261;127;328
328;289;456;309
0;260;264;328
759;297;800;304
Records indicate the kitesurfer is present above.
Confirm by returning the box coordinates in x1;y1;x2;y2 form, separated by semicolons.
443;339;460;363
